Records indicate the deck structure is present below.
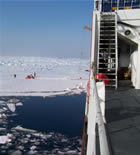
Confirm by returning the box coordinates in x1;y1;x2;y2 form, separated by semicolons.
81;0;140;154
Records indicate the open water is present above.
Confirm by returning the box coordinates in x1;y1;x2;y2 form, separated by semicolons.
0;94;86;155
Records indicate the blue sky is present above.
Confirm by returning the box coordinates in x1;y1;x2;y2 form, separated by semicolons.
0;0;94;58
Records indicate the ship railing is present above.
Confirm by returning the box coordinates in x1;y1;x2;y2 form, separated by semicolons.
85;64;110;155
81;11;110;154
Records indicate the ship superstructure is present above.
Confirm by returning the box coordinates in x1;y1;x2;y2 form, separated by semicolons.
93;0;140;89
81;0;140;155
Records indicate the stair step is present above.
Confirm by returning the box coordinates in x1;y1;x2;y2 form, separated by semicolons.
100;32;115;35
101;15;115;17
101;21;115;23
100;46;115;48
100;23;115;25
100;30;115;33
98;68;116;70
100;28;115;31
100;39;115;41
100;41;115;44
99;46;115;48
100;30;115;34
98;72;116;74
99;51;116;53
100;25;115;27
98;73;116;75
99;57;116;59
100;41;115;43
100;34;115;36
97;79;116;81
99;46;116;49
100;30;115;32
100;46;116;48
100;43;115;45
100;35;115;38
98;13;117;88
99;62;116;65
106;84;116;87
101;19;115;21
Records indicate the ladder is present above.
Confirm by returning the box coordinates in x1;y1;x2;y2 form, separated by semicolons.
97;12;118;88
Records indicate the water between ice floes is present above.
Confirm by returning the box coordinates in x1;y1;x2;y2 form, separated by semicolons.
8;94;86;137
0;94;86;154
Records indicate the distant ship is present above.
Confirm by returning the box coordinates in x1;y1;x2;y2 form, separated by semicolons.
81;0;140;154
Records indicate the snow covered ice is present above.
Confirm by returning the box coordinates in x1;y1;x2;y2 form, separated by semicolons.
0;56;89;96
0;134;12;144
7;104;16;112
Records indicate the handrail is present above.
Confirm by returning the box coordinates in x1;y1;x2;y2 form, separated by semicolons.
86;65;110;155
81;10;110;155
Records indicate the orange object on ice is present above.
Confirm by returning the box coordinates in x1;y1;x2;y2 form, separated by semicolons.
25;74;34;79
96;73;109;85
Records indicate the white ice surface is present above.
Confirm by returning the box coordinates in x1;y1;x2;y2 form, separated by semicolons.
0;56;89;96
12;126;37;133
0;135;11;144
16;102;23;106
7;103;16;112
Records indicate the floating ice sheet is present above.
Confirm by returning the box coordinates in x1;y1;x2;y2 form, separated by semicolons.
12;126;37;133
7;103;16;112
0;135;11;144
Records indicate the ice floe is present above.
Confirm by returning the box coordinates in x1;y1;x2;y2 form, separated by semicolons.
8;99;20;103
7;103;16;112
0;56;89;96
0;128;6;131
12;126;37;133
0;134;12;144
0;101;6;105
16;102;23;106
11;150;22;155
0;113;7;119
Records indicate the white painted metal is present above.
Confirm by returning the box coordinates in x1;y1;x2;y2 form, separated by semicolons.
96;82;106;122
86;11;97;155
90;11;97;66
97;12;118;88
97;13;101;76
86;67;110;155
95;82;109;155
136;44;140;89
86;10;110;155
86;69;97;155
117;9;140;43
117;9;140;89
129;50;138;88
117;9;140;26
94;0;102;11
115;12;118;88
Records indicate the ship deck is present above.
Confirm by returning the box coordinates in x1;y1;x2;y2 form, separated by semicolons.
106;80;140;155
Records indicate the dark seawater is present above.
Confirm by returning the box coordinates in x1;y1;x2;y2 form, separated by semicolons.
0;94;86;154
9;94;86;137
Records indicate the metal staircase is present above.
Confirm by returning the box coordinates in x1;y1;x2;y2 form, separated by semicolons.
97;12;118;88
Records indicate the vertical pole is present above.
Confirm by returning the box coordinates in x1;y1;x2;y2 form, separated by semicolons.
135;44;140;89
90;12;97;66
94;0;102;12
86;11;97;155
